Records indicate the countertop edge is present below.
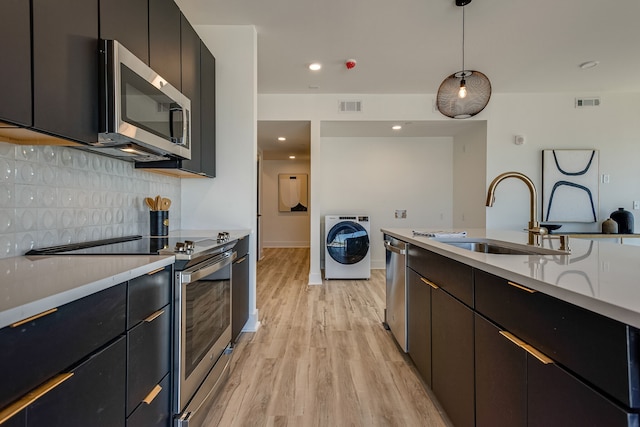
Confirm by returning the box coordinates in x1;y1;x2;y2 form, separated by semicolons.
0;256;174;330
382;228;640;329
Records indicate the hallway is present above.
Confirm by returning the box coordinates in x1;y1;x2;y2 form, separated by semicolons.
203;247;450;426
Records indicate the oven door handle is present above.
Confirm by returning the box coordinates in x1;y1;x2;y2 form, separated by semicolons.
181;251;237;284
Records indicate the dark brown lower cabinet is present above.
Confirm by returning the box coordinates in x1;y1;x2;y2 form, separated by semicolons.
431;289;475;427
407;268;432;386
127;374;171;427
476;313;639;427
475;314;527;427
127;306;171;415
528;356;639;427
27;336;126;427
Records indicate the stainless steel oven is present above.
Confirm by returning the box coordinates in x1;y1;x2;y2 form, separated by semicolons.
174;248;236;426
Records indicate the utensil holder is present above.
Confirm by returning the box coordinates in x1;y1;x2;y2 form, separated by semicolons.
150;211;169;236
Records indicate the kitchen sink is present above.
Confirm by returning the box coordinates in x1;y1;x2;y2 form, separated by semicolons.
433;238;568;256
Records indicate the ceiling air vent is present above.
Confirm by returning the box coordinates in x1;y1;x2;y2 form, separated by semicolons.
339;100;362;113
575;97;601;108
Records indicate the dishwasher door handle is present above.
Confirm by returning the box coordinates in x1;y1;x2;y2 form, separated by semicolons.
384;240;406;255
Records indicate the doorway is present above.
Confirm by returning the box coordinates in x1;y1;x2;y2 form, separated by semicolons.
257;121;311;251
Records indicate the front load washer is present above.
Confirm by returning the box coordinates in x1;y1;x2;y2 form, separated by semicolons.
324;215;371;279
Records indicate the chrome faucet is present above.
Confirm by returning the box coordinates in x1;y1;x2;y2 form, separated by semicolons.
486;171;548;246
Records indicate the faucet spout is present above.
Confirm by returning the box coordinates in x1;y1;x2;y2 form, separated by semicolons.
486;171;545;246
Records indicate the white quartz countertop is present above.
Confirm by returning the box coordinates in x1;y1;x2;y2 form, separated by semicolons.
382;228;640;329
0;255;174;329
0;229;251;330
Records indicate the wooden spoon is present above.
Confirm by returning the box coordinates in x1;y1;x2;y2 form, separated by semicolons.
155;195;162;211
161;198;171;211
144;197;155;211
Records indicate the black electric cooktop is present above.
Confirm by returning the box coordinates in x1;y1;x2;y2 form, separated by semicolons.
25;235;171;255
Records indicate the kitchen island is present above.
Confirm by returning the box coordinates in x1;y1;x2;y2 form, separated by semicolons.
382;228;640;427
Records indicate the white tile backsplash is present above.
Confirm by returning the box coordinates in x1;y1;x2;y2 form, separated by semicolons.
0;141;181;258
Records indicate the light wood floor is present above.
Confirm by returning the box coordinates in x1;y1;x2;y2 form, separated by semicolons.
204;248;451;426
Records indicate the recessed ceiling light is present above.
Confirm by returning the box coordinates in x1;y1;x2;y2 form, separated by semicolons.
579;61;600;70
289;155;296;159
309;63;322;71
392;125;402;130
278;137;286;141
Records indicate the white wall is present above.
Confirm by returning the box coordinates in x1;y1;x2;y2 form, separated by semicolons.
176;29;640;286
262;159;310;247
453;123;487;228
183;25;260;331
484;92;640;233
320;136;453;269
260;92;640;282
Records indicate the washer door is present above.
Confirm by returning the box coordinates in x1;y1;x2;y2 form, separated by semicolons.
326;221;369;265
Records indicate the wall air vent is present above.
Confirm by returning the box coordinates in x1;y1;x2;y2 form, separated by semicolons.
339;100;362;113
575;97;601;108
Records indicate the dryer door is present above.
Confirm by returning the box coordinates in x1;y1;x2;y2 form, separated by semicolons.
326;221;370;264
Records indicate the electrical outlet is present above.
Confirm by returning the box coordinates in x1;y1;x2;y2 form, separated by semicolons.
395;210;406;219
634;201;640;210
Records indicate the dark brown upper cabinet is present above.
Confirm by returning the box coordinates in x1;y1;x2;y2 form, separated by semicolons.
32;0;100;144
100;0;149;65
180;14;202;175
0;0;32;127
149;0;181;90
200;41;217;177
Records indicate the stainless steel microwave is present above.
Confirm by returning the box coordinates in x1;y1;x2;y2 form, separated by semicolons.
89;39;191;162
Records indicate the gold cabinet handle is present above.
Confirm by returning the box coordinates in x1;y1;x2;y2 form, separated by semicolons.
0;373;73;424
420;277;439;289
236;256;247;264
499;330;554;365
142;384;163;404
507;281;536;294
147;267;165;276
10;308;58;328
144;309;165;323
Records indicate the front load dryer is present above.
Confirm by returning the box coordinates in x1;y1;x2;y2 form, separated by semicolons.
324;215;371;279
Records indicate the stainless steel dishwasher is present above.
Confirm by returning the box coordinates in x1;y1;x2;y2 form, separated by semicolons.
383;235;408;352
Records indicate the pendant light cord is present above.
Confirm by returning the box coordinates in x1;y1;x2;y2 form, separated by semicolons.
461;5;465;74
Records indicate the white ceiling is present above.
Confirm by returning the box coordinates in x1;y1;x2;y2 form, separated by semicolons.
176;0;640;158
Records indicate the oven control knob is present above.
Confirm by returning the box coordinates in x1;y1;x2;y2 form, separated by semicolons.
175;242;186;252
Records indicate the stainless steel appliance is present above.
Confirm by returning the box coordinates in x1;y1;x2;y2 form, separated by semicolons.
173;241;235;426
85;40;191;162
26;233;239;426
383;235;408;352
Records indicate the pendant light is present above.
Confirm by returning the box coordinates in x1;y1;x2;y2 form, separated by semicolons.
436;0;491;119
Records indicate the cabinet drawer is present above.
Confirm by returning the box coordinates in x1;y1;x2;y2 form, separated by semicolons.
0;283;126;409
528;354;639;427
127;374;171;427
27;336;126;427
128;265;171;329
475;269;640;408
127;305;171;415
407;246;473;307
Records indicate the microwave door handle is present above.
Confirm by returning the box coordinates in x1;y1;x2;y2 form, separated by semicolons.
169;103;182;144
183;108;189;147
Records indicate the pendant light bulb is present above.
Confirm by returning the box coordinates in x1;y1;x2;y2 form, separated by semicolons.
458;79;467;98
